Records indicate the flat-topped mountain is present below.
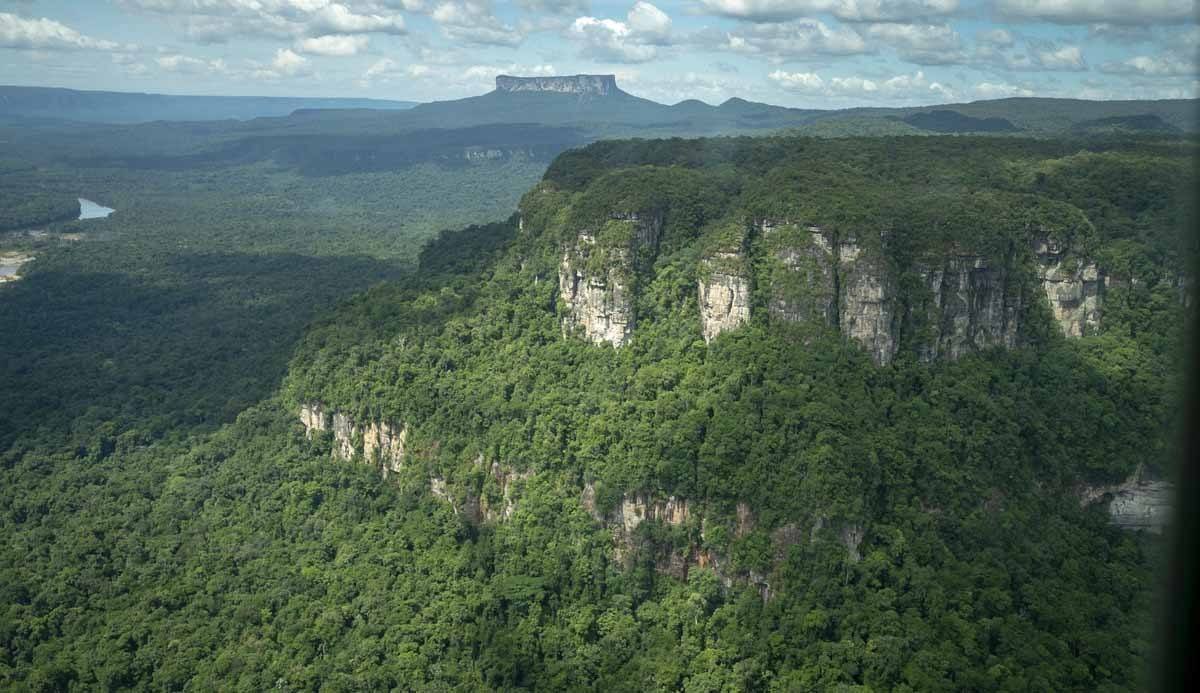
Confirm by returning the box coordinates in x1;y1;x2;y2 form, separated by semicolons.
495;74;620;97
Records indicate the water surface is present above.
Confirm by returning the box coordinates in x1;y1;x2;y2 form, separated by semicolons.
0;255;33;281
79;198;115;220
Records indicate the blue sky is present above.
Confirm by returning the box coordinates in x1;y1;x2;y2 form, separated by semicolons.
1;1;1197;107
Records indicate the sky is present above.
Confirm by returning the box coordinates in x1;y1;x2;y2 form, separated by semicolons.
0;1;1197;108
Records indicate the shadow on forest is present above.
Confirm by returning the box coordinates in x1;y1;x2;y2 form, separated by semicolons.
0;251;406;452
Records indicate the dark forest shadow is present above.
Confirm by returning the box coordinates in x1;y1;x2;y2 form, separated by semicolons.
0;251;406;452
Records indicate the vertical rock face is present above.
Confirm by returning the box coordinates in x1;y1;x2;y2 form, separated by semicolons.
699;252;751;342
558;213;662;347
1079;467;1172;533
559;234;634;346
767;224;838;325
330;412;358;461
299;402;328;437
1034;238;1102;338
915;254;1021;362
297;405;406;476
363;421;407;478
495;74;619;97
479;461;534;523
838;241;896;365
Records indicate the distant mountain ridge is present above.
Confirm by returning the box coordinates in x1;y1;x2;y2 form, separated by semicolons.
3;78;1196;137
0;85;417;124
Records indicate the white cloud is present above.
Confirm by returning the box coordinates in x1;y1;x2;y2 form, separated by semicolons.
769;67;955;102
272;48;309;75
156;53;227;74
309;4;406;34
249;47;312;79
977;28;1015;46
723;19;868;61
431;1;523;46
866;23;963;64
1101;53;1197;76
1033;44;1085;70
972;81;1035;98
996;0;1196;25
568;2;673;63
119;0;407;42
627;1;671;42
295;33;369;55
0;12;129;51
698;0;958;22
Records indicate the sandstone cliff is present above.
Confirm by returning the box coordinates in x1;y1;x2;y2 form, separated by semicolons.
558;212;662;346
495;74;619;97
1079;465;1172;533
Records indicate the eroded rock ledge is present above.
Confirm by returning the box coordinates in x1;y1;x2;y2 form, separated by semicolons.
299;402;406;478
581;483;864;600
698;222;1114;363
558;211;662;347
1078;465;1173;533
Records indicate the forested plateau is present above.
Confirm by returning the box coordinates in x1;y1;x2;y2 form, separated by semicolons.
0;133;1194;691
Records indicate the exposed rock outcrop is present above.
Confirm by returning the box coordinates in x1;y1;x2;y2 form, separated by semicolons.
762;222;1037;364
299;402;328;437
1079;466;1173;533
479;460;534;523
1034;238;1102;337
838;241;896;365
558;212;662;347
581;484;864;597
495;74;618;97
363;421;407;478
913;253;1021;362
298;404;407;477
699;252;751;342
330;412;358;462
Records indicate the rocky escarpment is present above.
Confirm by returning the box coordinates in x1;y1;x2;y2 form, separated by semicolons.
299;403;407;478
699;251;751;343
495;74;619;97
762;222;1024;364
299;404;533;522
581;483;863;598
1079;466;1173;533
911;253;1022;362
701;221;1112;363
559;212;662;347
1034;238;1102;337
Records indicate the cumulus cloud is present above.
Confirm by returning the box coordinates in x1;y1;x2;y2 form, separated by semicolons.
119;0;407;42
769;67;956;102
248;47;313;80
0;12;130;51
866;22;963;64
723;19;869;61
156;53;227;74
698;0;958;22
996;0;1196;25
1100;53;1197;76
977;28;1015;46
358;56;432;86
568;2;673;63
295;33;369;56
972;81;1035;98
1034;44;1085;69
431;1;523;47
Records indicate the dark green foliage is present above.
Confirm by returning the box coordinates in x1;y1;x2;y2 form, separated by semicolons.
0;128;1191;690
899;110;1019;133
